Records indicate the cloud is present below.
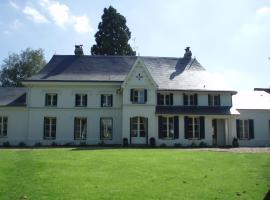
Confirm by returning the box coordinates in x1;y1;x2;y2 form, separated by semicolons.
39;0;92;33
10;19;22;30
9;0;20;10
256;6;270;16
23;6;49;24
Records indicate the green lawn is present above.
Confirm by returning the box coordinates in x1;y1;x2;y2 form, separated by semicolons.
0;148;269;200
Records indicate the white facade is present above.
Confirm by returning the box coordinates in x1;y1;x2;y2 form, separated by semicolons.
0;58;270;147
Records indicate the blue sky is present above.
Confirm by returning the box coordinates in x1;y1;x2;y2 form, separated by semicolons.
0;0;269;91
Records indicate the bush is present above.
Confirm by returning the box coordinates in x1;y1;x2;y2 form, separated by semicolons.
160;143;166;148
199;141;208;148
123;138;128;147
190;142;197;148
98;141;105;146
174;143;182;148
149;137;156;147
3;141;10;147
63;142;73;147
51;142;58;147
34;142;42;147
80;141;87;146
232;138;239;147
18;142;26;147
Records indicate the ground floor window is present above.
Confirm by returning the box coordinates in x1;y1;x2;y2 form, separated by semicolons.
130;117;147;137
236;119;254;139
184;116;205;139
100;118;113;140
0;117;8;137
160;116;174;139
44;117;56;139
74;117;87;140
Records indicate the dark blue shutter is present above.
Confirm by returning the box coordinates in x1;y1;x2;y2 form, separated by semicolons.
184;116;189;139
249;119;254;139
174;116;179;139
183;94;188;105
208;94;211;106
194;94;198;105
158;116;163;138
170;93;173;105
45;94;48;106
157;93;161;105
217;94;221;106
130;89;134;102
130;118;132;144
84;95;87;106
144;89;147;103
110;94;113;107
200;116;205;139
101;95;104;107
43;117;46;139
236;119;240;138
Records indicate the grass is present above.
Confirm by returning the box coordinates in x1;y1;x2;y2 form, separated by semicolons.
0;148;269;200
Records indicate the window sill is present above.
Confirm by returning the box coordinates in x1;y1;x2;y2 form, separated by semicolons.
161;138;175;140
74;138;86;140
238;138;251;140
43;138;56;140
186;138;201;140
100;138;112;141
45;105;57;107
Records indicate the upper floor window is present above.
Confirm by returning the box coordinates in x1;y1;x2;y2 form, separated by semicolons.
100;118;113;140
101;94;113;107
44;117;56;140
184;116;205;139
75;94;87;107
157;93;173;105
183;93;198;106
130;89;147;104
236;119;254;140
0;117;8;137
74;117;87;140
45;93;57;107
208;94;220;106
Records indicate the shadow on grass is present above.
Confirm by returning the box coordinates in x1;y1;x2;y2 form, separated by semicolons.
264;189;270;200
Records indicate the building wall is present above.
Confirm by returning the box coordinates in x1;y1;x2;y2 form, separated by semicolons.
236;109;270;147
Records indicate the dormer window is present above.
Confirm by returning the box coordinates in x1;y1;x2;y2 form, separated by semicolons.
45;93;57;107
130;89;147;104
183;93;197;106
208;94;220;106
75;94;87;107
157;93;173;105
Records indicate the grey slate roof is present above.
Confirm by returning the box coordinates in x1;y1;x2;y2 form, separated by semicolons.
25;55;235;92
0;87;26;107
156;106;233;115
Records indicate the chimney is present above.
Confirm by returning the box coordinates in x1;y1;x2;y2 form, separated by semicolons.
74;45;84;56
184;47;192;60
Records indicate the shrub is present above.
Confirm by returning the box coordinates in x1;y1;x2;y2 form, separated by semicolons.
98;141;105;146
3;141;10;147
174;143;182;148
190;142;197;148
63;142;73;147
232;137;239;147
80;141;87;146
149;137;156;147
123;138;128;147
199;141;208;148
34;142;42;147
160;143;166;148
51;142;58;147
18;142;26;147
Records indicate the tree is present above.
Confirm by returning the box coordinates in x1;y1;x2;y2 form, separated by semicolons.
91;6;136;56
0;48;46;87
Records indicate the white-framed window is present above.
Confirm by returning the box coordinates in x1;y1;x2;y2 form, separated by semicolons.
0;117;8;137
101;94;112;107
157;93;173;105
131;89;147;104
130;117;147;137
44;117;56;139
45;93;57;106
208;94;220;106
187;117;200;139
183;93;197;106
100;118;113;140
75;94;87;107
239;120;249;139
160;116;174;139
74;117;87;140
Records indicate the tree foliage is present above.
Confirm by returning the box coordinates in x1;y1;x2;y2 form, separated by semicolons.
91;6;136;56
0;48;46;87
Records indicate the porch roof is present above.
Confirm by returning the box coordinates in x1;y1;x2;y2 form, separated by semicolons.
155;106;234;115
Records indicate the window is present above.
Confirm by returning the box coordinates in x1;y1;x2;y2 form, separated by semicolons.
0;117;8;137
100;118;113;140
157;93;173;105
184;116;205;139
183;93;197;106
236;119;254;140
75;94;87;107
101;94;113;107
160;116;174;139
130;117;147;137
130;89;147;104
45;93;57;106
44;117;56;139
74;117;87;140
208;94;220;106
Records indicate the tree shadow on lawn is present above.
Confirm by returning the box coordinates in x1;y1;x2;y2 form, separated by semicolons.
264;189;270;200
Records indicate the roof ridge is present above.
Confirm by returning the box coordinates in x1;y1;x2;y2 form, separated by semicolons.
52;54;181;59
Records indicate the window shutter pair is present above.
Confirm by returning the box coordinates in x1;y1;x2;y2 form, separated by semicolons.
236;119;254;139
101;95;113;107
130;89;147;103
184;116;205;139
158;116;179;139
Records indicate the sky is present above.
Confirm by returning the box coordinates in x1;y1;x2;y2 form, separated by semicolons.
0;0;269;91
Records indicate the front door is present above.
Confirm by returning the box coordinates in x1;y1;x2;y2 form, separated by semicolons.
130;117;148;145
212;119;226;146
